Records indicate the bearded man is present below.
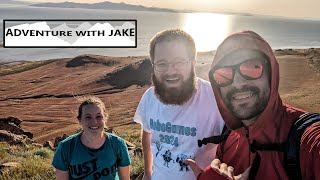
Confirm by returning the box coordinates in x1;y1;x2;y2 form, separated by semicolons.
134;29;225;180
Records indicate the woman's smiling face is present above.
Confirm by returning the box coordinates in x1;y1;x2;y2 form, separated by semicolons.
79;104;106;134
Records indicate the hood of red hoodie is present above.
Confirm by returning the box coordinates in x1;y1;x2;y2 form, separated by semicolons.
211;31;305;143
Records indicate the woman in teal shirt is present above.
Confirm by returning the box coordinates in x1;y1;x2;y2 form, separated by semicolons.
52;96;131;180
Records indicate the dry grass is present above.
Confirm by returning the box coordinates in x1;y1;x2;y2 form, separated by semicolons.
0;140;144;180
0;60;55;76
0;142;55;180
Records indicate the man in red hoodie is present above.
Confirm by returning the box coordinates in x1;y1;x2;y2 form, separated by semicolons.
185;30;320;180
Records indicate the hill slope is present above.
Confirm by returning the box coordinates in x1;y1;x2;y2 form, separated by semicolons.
0;50;319;144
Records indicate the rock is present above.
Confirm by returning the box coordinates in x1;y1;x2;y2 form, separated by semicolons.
133;147;142;157
99;58;152;88
125;140;136;150
306;49;320;73
66;55;119;68
0;116;22;126
0;130;32;146
0;122;33;139
32;143;43;148
53;134;69;148
43;140;54;150
22;136;34;144
0;162;21;170
23;131;33;139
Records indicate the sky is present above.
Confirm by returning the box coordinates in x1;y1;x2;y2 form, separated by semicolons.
22;0;320;20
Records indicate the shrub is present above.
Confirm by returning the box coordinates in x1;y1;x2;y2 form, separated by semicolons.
130;155;144;179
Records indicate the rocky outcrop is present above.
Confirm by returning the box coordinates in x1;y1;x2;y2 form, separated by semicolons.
0;117;34;146
99;58;152;88
274;49;304;56
53;133;69;147
66;54;120;68
306;48;320;73
0;130;34;146
43;140;55;150
0;117;33;139
0;116;22;125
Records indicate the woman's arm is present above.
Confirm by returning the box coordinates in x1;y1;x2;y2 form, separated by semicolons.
56;169;69;180
118;166;130;180
142;130;153;180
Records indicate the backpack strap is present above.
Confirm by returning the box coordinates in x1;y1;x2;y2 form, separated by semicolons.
285;112;320;180
220;126;231;160
197;112;320;180
197;125;231;161
247;140;287;180
197;125;231;147
247;112;320;180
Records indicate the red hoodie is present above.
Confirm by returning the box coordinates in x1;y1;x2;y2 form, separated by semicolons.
198;31;320;180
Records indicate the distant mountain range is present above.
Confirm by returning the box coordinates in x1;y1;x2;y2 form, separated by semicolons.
0;0;31;4
30;1;177;12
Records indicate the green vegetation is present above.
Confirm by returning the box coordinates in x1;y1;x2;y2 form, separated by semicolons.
116;124;142;147
0;60;56;76
117;129;144;179
0;139;144;179
130;155;144;179
0;142;55;180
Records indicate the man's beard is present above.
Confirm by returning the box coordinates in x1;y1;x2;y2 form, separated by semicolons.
152;70;197;105
224;85;269;120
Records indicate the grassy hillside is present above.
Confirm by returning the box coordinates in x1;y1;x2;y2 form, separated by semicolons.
0;60;56;76
0;142;55;180
0;139;143;179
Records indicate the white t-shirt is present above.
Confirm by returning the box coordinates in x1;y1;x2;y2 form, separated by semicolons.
134;78;225;180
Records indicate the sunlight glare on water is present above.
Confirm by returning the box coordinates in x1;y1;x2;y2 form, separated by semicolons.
183;13;230;52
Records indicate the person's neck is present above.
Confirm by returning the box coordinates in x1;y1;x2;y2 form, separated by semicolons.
242;116;259;126
81;131;106;149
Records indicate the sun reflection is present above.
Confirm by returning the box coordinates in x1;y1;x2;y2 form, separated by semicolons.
183;13;230;52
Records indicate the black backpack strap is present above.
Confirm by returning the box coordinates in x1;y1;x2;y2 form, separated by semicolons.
197;112;320;180
247;112;320;180
197;125;231;147
285;112;320;180
220;126;231;160
197;125;231;163
244;139;287;179
250;140;287;152
249;152;261;180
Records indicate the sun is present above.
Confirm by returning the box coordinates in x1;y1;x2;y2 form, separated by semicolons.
183;13;230;52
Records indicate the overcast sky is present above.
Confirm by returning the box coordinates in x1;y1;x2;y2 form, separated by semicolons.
24;0;320;20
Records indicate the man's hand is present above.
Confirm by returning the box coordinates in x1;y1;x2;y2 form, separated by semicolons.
184;158;251;180
184;159;204;178
211;159;251;180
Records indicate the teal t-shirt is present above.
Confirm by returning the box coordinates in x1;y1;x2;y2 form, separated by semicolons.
52;132;131;180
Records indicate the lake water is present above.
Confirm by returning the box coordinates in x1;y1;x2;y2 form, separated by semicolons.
1;4;320;62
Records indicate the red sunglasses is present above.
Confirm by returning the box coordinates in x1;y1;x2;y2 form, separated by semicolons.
209;58;268;87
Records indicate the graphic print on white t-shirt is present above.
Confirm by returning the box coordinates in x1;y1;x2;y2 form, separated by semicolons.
134;78;225;180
